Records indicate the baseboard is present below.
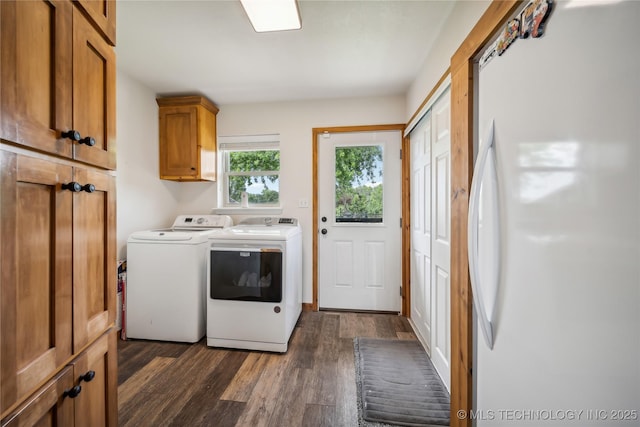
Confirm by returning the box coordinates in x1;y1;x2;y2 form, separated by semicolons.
406;317;432;357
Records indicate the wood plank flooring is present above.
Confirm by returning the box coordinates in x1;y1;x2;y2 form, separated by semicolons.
118;311;417;427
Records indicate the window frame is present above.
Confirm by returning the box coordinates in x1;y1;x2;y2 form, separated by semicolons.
218;134;281;208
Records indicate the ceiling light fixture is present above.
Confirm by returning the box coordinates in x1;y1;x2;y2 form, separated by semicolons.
240;0;301;33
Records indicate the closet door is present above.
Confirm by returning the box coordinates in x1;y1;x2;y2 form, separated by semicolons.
429;92;451;389
409;88;451;390
410;112;433;348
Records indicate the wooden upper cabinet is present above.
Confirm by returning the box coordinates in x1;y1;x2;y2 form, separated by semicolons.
157;96;219;181
0;0;73;158
0;151;73;415
73;0;116;46
0;0;116;170
72;166;116;353
72;6;116;170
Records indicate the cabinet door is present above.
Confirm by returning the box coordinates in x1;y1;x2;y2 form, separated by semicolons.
73;0;116;46
159;106;199;180
71;329;117;427
72;7;116;170
1;367;75;427
0;151;73;414
0;0;73;158
72;167;116;352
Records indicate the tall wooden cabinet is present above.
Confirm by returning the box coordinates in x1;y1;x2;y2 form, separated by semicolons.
0;0;117;425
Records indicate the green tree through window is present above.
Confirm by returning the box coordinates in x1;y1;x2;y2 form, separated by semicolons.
335;145;383;222
227;150;280;204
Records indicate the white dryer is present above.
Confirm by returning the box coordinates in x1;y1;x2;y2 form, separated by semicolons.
207;217;302;352
126;215;232;342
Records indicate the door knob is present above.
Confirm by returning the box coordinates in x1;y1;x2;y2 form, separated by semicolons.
62;182;82;192
81;184;95;193
79;370;95;383
79;136;96;146
63;385;82;399
321;228;328;235
61;130;81;141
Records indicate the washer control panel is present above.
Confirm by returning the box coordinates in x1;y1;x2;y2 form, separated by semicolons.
172;215;233;230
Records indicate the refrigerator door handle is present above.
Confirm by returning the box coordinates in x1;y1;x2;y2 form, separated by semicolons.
468;119;495;350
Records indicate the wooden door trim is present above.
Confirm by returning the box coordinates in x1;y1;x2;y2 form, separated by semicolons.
311;124;406;313
448;1;521;426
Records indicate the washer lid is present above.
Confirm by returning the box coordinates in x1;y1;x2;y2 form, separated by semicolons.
128;229;201;242
209;224;301;241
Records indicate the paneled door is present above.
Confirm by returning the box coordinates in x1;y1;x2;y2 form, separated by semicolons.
72;166;116;353
0;151;74;413
410;88;451;389
318;130;402;311
72;6;116;170
410;111;433;348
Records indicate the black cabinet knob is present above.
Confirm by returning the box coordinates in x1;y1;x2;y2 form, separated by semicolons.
62;182;82;192
321;216;327;222
79;136;96;147
321;228;328;235
81;184;95;193
61;130;81;141
63;385;82;399
79;370;95;383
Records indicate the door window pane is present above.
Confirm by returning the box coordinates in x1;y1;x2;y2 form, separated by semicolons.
334;145;383;223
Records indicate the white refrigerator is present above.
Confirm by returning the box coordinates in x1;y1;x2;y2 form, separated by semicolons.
470;1;640;425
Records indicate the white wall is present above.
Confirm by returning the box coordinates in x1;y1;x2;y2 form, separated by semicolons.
406;0;490;120
116;70;182;260
116;72;406;303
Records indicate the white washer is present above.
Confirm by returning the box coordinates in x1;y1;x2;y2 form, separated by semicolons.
207;217;302;352
126;215;232;342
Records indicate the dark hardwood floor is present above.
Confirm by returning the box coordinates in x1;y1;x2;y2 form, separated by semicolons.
117;311;417;426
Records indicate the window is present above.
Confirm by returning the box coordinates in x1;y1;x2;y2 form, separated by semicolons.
218;135;280;207
334;144;384;223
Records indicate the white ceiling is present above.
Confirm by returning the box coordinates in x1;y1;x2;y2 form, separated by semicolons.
116;0;457;105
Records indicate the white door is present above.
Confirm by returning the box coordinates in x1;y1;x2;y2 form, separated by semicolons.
410;112;433;347
318;130;402;312
410;89;451;389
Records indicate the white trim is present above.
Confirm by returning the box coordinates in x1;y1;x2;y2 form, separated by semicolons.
218;134;280;145
211;207;283;215
404;75;451;137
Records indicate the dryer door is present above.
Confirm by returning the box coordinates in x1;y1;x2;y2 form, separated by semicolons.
209;248;282;302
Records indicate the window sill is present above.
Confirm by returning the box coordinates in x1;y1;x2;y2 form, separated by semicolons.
211;207;283;215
